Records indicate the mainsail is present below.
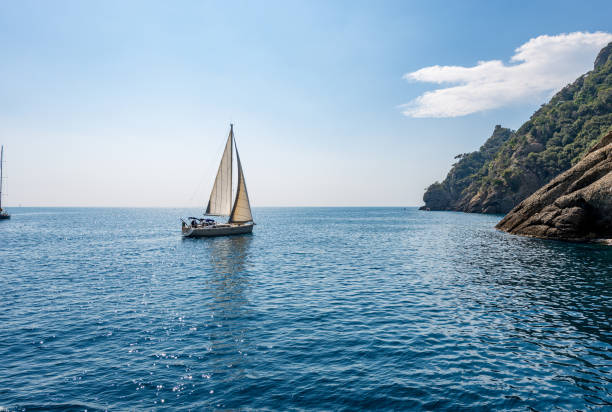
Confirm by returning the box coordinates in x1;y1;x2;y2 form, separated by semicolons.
228;141;253;223
205;128;233;216
0;146;3;210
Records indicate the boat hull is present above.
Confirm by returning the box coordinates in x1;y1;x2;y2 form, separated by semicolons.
182;223;254;238
0;213;10;220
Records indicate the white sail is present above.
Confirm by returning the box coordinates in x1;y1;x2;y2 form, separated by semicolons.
205;128;233;216
229;142;253;223
0;146;3;210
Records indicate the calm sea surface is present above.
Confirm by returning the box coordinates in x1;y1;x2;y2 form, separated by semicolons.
0;207;610;411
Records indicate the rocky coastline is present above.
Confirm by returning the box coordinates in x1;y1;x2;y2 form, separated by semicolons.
495;132;611;243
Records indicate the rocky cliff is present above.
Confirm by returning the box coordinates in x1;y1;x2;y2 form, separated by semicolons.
421;125;513;210
422;42;612;214
495;131;612;242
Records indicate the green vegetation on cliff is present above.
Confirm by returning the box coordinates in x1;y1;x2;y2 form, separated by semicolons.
422;126;513;210
422;42;612;214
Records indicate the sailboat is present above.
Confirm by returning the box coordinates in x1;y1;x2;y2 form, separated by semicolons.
0;145;9;220
181;124;254;237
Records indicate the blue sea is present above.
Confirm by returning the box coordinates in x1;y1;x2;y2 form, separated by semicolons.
0;207;610;411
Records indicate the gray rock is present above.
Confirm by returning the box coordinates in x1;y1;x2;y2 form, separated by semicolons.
496;131;612;242
594;42;612;70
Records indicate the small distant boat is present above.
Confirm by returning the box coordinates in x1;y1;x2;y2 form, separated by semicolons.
0;145;10;220
182;124;254;237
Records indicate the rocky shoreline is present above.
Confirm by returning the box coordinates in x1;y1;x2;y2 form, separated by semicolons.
495;132;611;243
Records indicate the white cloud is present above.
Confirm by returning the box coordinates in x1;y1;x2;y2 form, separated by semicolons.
401;31;612;118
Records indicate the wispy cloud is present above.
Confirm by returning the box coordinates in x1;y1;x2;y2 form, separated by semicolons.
401;31;612;118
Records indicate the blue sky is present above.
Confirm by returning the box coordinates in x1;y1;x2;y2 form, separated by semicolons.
1;0;611;207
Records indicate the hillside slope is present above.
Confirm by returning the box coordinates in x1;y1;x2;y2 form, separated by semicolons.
422;42;612;214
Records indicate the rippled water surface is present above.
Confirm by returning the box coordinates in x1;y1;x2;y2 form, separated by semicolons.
0;207;610;410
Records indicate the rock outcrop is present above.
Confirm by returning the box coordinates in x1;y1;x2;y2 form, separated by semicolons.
495;131;612;242
421;41;612;214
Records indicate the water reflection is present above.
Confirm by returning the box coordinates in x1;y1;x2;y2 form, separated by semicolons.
203;235;253;397
443;230;612;407
470;234;610;336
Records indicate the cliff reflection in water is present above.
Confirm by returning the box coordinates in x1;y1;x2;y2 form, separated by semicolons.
204;235;253;388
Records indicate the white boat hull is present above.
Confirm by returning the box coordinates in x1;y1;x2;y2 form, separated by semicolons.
182;222;254;238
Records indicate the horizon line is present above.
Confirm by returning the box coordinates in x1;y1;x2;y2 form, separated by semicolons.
2;205;421;209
